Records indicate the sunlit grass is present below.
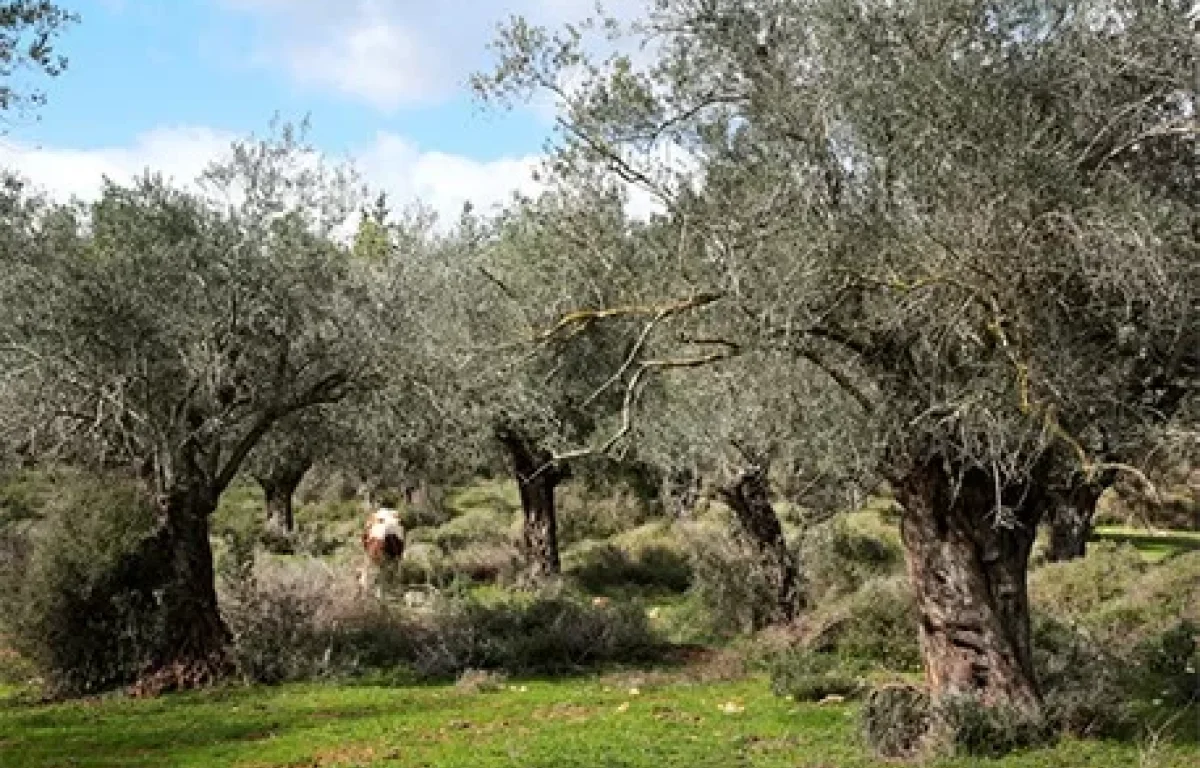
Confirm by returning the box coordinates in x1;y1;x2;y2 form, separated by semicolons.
2;674;1196;768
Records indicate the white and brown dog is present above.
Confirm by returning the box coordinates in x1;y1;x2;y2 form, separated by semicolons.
359;506;405;596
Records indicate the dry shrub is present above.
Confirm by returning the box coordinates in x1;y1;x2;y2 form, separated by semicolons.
410;589;660;679
218;542;660;684
933;695;1054;757
1030;550;1200;737
428;509;513;552
556;481;655;547
768;648;865;702
0;475;168;697
454;668;508;694
860;684;932;759
444;542;522;585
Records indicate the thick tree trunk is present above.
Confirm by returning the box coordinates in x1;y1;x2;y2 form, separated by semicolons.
257;458;311;536
718;465;801;624
136;482;230;692
895;460;1044;718
497;426;564;583
1046;482;1102;562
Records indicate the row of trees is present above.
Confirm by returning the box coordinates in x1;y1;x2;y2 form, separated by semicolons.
464;0;1197;718
1;0;1196;726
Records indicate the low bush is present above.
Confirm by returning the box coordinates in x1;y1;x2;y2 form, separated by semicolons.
427;509;513;552
804;577;921;672
411;589;660;678
836;579;921;670
860;684;932;759
444;542;522;586
1030;542;1146;620
801;517;902;602
1132;618;1198;708
1033;613;1137;738
567;540;691;595
0;475;168;696
934;694;1054;758
679;522;780;636
557;482;656;547
767;648;864;702
218;543;661;684
454;668;508;694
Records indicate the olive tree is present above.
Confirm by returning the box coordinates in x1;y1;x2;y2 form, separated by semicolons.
0;126;398;684
243;208;446;538
631;347;877;623
0;0;76;117
477;0;1197;719
399;193;665;582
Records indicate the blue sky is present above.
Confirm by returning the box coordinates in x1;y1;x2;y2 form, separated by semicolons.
0;0;642;220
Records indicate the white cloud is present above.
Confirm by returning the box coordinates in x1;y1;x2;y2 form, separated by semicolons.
355;132;543;219
0;126;236;201
217;0;649;112
0;125;543;226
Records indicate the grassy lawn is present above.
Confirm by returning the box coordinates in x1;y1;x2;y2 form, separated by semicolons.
1093;526;1200;562
2;675;1196;768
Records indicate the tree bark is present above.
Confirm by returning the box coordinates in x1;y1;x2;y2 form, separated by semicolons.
256;457;312;536
895;460;1044;717
718;465;802;624
135;481;230;692
1046;482;1102;562
497;426;565;583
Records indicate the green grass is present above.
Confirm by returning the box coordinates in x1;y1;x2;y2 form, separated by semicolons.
1;675;1196;767
1093;526;1200;562
443;480;520;519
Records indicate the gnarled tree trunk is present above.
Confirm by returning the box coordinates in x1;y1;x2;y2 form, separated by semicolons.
895;460;1044;718
718;465;801;625
256;457;312;536
1046;481;1103;562
497;426;565;583
136;480;230;692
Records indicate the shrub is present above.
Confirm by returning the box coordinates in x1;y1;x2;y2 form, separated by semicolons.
804;577;921;672
221;549;339;684
934;694;1054;758
679;522;779;635
567;540;691;594
836;579;921;670
801;517;902;601
768;649;864;702
411;589;659;678
455;668;508;694
556;482;655;547
1032;613;1136;738
860;684;932;759
429;509;513;552
1029;542;1146;620
445;542;522;585
0;475;168;696
218;547;660;684
218;543;421;682
1132;619;1198;707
